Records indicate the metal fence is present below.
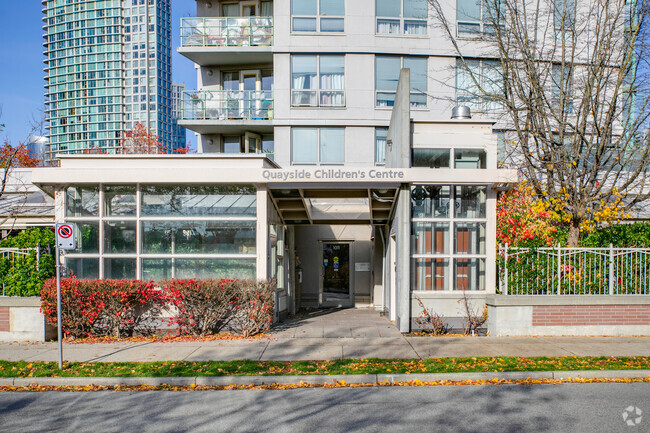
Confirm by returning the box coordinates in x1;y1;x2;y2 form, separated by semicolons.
181;17;273;47
498;245;650;295
182;90;273;121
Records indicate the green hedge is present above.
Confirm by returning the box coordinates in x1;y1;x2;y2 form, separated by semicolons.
581;223;650;248
0;228;56;296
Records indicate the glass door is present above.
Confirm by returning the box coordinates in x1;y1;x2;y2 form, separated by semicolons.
320;242;352;307
241;70;260;118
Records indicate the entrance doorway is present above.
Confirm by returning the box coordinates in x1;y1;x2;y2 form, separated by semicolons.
320;242;353;307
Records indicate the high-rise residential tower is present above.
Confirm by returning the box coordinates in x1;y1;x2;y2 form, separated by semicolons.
42;0;175;163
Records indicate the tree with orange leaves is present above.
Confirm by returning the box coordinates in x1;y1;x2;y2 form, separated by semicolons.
0;141;42;169
121;122;165;154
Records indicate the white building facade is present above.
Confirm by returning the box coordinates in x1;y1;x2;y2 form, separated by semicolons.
34;0;521;331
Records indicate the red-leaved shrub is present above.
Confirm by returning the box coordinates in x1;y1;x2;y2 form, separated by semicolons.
161;279;236;336
41;278;165;338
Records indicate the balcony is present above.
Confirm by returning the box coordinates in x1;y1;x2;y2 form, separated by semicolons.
179;90;273;135
179;17;273;66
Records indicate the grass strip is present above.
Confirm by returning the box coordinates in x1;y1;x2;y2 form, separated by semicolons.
0;357;648;378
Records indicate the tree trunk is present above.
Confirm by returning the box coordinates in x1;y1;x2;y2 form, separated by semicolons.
567;221;581;247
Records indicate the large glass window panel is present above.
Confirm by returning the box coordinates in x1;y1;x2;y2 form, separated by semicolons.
104;258;137;280
66;258;99;279
412;258;449;291
454;258;485;290
142;221;256;255
457;0;481;23
104;220;137;254
320;18;344;32
320;0;344;15
74;222;100;253
375;127;387;165
292;128;318;164
174;258;256;279
376;56;401;91
103;186;136;216
293;17;317;31
412;222;449;254
320;55;345;105
292;55;318;106
456;59;481;110
454;149;486;168
142;258;172;282
141;185;256;217
454;222;486;254
224;136;243;153
66;186;99;216
411;185;451;218
404;0;427;18
412;148;450;168
455;186;487;218
405;57;427;92
376;0;400;17
377;19;400;34
319;128;345;164
292;0;317;15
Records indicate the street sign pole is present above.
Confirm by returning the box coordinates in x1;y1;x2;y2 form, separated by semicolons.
55;241;63;370
54;223;75;371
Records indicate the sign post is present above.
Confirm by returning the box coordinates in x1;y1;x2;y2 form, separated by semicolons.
55;223;75;370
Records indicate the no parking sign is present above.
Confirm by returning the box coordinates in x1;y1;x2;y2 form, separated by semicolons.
56;223;76;250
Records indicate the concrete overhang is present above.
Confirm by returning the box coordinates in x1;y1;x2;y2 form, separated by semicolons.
178;119;274;135
32;157;518;187
177;46;273;66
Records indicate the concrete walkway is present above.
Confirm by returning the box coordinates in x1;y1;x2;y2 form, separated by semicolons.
1;309;649;362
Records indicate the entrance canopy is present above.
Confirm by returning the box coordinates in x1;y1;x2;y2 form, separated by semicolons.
269;186;399;225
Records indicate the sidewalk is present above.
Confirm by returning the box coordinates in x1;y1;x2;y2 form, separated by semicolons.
1;309;648;362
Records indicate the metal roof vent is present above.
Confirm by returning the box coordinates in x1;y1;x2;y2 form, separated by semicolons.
451;106;471;120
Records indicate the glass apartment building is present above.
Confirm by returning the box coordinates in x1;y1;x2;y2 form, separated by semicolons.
42;0;176;163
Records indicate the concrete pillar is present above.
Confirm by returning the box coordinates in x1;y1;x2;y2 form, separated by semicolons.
256;186;268;280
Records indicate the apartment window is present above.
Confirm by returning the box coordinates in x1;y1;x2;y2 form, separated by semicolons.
292;127;345;165
376;0;427;35
292;0;344;32
375;56;427;107
551;64;573;113
457;0;505;36
292;55;345;107
553;0;575;31
411;185;487;291
375;127;388;165
456;58;503;112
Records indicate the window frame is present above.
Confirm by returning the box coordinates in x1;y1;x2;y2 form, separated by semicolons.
376;0;428;36
375;55;428;108
291;54;346;108
291;127;346;166
455;58;504;112
410;184;488;291
456;0;505;37
291;0;345;33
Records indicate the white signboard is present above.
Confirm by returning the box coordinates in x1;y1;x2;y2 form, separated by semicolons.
355;262;371;272
55;223;76;250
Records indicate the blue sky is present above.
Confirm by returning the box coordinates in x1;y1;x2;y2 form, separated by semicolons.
0;0;198;146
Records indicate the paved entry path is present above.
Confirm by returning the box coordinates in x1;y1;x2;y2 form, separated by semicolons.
1;309;649;362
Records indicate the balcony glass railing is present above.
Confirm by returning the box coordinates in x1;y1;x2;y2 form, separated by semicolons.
181;17;273;47
182;90;273;120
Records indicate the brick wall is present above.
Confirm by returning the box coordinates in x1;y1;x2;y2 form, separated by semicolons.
532;305;650;326
0;306;9;332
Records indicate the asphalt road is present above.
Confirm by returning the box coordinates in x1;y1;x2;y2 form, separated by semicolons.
0;383;647;432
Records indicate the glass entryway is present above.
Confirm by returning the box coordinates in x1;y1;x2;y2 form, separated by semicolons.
320;242;353;307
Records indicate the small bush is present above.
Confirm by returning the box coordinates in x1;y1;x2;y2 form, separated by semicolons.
41;278;165;338
161;279;235;336
414;296;449;335
229;279;275;337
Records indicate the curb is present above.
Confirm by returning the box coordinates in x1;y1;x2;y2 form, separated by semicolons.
1;370;648;387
